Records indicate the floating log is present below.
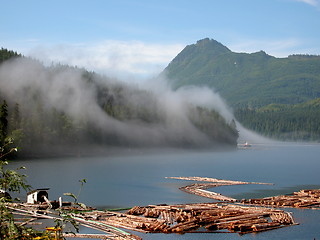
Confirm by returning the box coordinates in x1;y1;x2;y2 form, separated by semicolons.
241;189;320;209
252;222;281;232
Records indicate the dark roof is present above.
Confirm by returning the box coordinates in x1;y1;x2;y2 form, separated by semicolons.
27;188;50;195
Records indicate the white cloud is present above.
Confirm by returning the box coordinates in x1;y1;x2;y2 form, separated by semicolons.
27;40;184;82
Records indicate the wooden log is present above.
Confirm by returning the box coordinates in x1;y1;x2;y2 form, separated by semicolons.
228;218;268;232
252;222;281;232
294;201;320;208
127;206;146;215
143;208;160;218
168;221;200;233
63;233;115;239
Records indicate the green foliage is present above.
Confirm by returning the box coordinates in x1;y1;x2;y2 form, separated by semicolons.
0;140;30;194
0;162;31;193
0;206;44;240
0;141;81;239
0;143;39;240
63;178;87;209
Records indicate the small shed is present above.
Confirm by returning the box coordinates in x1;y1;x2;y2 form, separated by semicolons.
27;188;50;204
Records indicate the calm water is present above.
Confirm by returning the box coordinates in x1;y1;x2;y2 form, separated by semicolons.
11;143;320;239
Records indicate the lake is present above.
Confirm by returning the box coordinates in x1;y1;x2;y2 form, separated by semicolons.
11;142;320;240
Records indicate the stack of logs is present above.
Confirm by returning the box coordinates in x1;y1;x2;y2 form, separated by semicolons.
241;189;320;209
99;202;295;234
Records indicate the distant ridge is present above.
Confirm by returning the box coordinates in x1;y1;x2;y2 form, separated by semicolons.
163;38;320;108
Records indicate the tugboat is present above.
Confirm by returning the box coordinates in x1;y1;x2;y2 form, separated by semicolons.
238;141;252;149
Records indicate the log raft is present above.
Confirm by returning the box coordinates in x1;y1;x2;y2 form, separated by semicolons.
168;176;320;209
167;176;273;202
96;202;296;234
166;176;273;185
241;189;320;209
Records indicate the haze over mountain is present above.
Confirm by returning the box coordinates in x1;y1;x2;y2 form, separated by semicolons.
163;38;320;108
162;38;320;141
0;49;239;156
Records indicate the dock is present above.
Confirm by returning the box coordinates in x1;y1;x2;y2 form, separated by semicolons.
6;202;142;240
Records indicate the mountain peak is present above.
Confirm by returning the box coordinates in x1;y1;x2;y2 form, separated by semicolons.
194;38;231;54
168;38;231;65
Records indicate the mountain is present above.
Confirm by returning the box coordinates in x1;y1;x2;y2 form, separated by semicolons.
163;38;320;108
162;38;320;141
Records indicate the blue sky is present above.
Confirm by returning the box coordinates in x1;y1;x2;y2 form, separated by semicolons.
1;0;320;80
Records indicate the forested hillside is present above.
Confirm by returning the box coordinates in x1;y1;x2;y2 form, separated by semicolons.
0;48;238;156
235;99;320;141
164;38;320;108
163;38;320;141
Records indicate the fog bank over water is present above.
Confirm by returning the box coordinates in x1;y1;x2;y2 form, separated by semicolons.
0;57;243;150
237;123;274;144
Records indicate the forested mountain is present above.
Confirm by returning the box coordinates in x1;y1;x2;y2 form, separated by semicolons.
235;99;320;141
163;38;320;141
0;48;238;156
163;38;320;108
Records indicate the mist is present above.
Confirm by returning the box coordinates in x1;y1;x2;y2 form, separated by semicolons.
0;57;254;153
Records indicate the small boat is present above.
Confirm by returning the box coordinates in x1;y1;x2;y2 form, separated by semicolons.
238;142;252;149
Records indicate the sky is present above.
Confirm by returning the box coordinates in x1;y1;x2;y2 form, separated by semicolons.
1;0;320;81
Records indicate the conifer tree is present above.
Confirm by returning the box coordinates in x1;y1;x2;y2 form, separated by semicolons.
0;100;8;144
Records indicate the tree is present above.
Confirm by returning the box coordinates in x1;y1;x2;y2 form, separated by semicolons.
0;141;36;240
0;141;79;239
11;103;21;131
0;100;8;145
